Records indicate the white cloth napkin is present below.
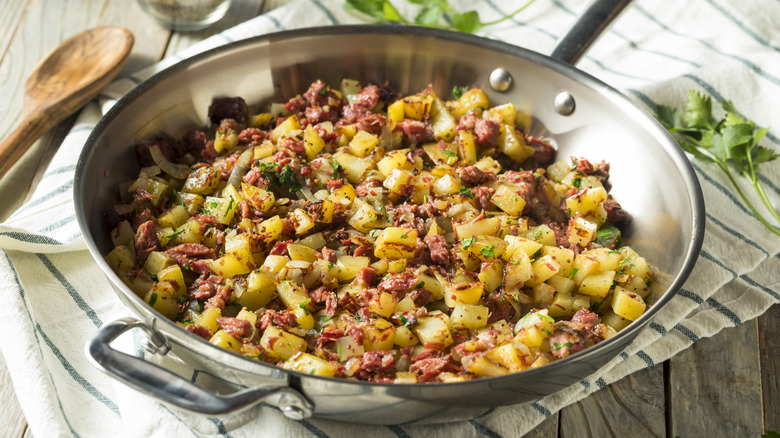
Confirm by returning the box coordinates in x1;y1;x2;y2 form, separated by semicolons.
1;0;779;436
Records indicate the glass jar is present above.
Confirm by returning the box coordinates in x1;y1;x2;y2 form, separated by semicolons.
136;0;232;31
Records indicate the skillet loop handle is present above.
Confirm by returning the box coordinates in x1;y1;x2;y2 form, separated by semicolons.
86;317;314;419
550;0;633;65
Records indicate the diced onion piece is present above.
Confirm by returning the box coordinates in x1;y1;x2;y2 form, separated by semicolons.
149;144;189;179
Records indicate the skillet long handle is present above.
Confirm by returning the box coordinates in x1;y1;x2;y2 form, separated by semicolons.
550;0;633;65
86;317;314;419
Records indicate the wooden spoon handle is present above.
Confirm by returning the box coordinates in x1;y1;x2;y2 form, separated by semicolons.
0;113;56;180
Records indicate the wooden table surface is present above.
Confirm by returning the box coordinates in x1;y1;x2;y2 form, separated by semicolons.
0;0;777;436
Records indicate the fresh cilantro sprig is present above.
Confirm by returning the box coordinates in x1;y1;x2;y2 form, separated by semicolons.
656;90;780;236
344;0;536;34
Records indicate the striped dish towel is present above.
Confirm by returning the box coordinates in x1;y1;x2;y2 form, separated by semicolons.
1;0;778;436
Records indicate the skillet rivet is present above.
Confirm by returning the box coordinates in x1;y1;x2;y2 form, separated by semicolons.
282;405;306;420
554;91;575;116
489;68;512;92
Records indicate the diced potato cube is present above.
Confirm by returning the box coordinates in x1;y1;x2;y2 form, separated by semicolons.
214;127;239;153
485;343;525;372
525;255;561;287
485;102;516;126
447;88;489;119
546;274;577;296
202;195;239;226
532;282;557;304
289;209;315;235
335;152;373;183
363;318;395;351
548;292;591;318
349;130;379;157
194;306;222;336
431;97;456;141
456;130;477;164
157;205;190;229
292;304;315;330
286;243;317;263
143;251;173;276
156;264;185;295
260;326;306;360
277;281;310;308
478;260;504;293
256;215;284;243
387;99;405;122
369;291;397;318
261;254;289;275
211;252;253;277
443;282;484;307
182;165;220;195
491;184;526;215
284;352;338;377
270;114;301;143
335;335;365;361
383;168;414;195
336;255;370;281
454;217;500;239
377;149;420;175
571;253;601;285
241;183;275;212
450;303;489;330
177;192;205;216
504;252;533;291
524;224;557;246
303;124;326;160
168;219;202;245
566;187;607;217
578;270;616;297
374;227;417;259
611;286;647;321
498;124;534;162
144;281;180;319
414;313;454;348
393;325;419;347
467;355;508;377
347;199;380;233
105;245;136;273
541;246;575;277
239;269;276;310
568;216;598;247
209;330;242;353
432;173;461;196
601;310;632;331
503;235;543;260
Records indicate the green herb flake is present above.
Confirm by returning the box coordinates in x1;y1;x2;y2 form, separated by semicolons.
452;86;468;99
461;236;477;249
552;342;573;350
441;149;457;159
569;268;580;279
480;245;496;258
148;292;158;307
459;187;473;198
398;314;412;326
279;165;302;191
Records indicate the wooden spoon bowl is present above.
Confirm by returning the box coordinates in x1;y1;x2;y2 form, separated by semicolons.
0;26;134;180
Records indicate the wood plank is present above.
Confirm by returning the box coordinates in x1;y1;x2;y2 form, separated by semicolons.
100;0;172;74
0;352;27;438
522;414;559;438
758;303;780;433
0;0;106;220
669;320;764;437
559;364;665;437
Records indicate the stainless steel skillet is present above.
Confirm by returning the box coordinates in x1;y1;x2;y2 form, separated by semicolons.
76;0;705;425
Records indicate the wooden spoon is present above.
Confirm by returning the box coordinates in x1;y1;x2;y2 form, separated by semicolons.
0;26;134;180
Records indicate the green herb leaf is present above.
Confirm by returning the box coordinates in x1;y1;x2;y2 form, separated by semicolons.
552;342;572;350
452;85;468;99
461;236;476;249
480;245;496;258
279;165;302;191
594;224;622;248
452;10;481;33
459;187;473;198
656;90;780;236
148;292;158;307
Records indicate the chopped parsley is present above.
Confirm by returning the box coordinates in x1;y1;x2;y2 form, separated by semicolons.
552;342;572;350
164;227;185;240
148;292;158;307
594;224;622;248
398;314;412;326
441;149;457;159
330;161;341;178
459;187;473;198
279;165;302;191
480;245;496;258
461;236;477;249
452;85;469;99
571;177;582;188
569;268;579;279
